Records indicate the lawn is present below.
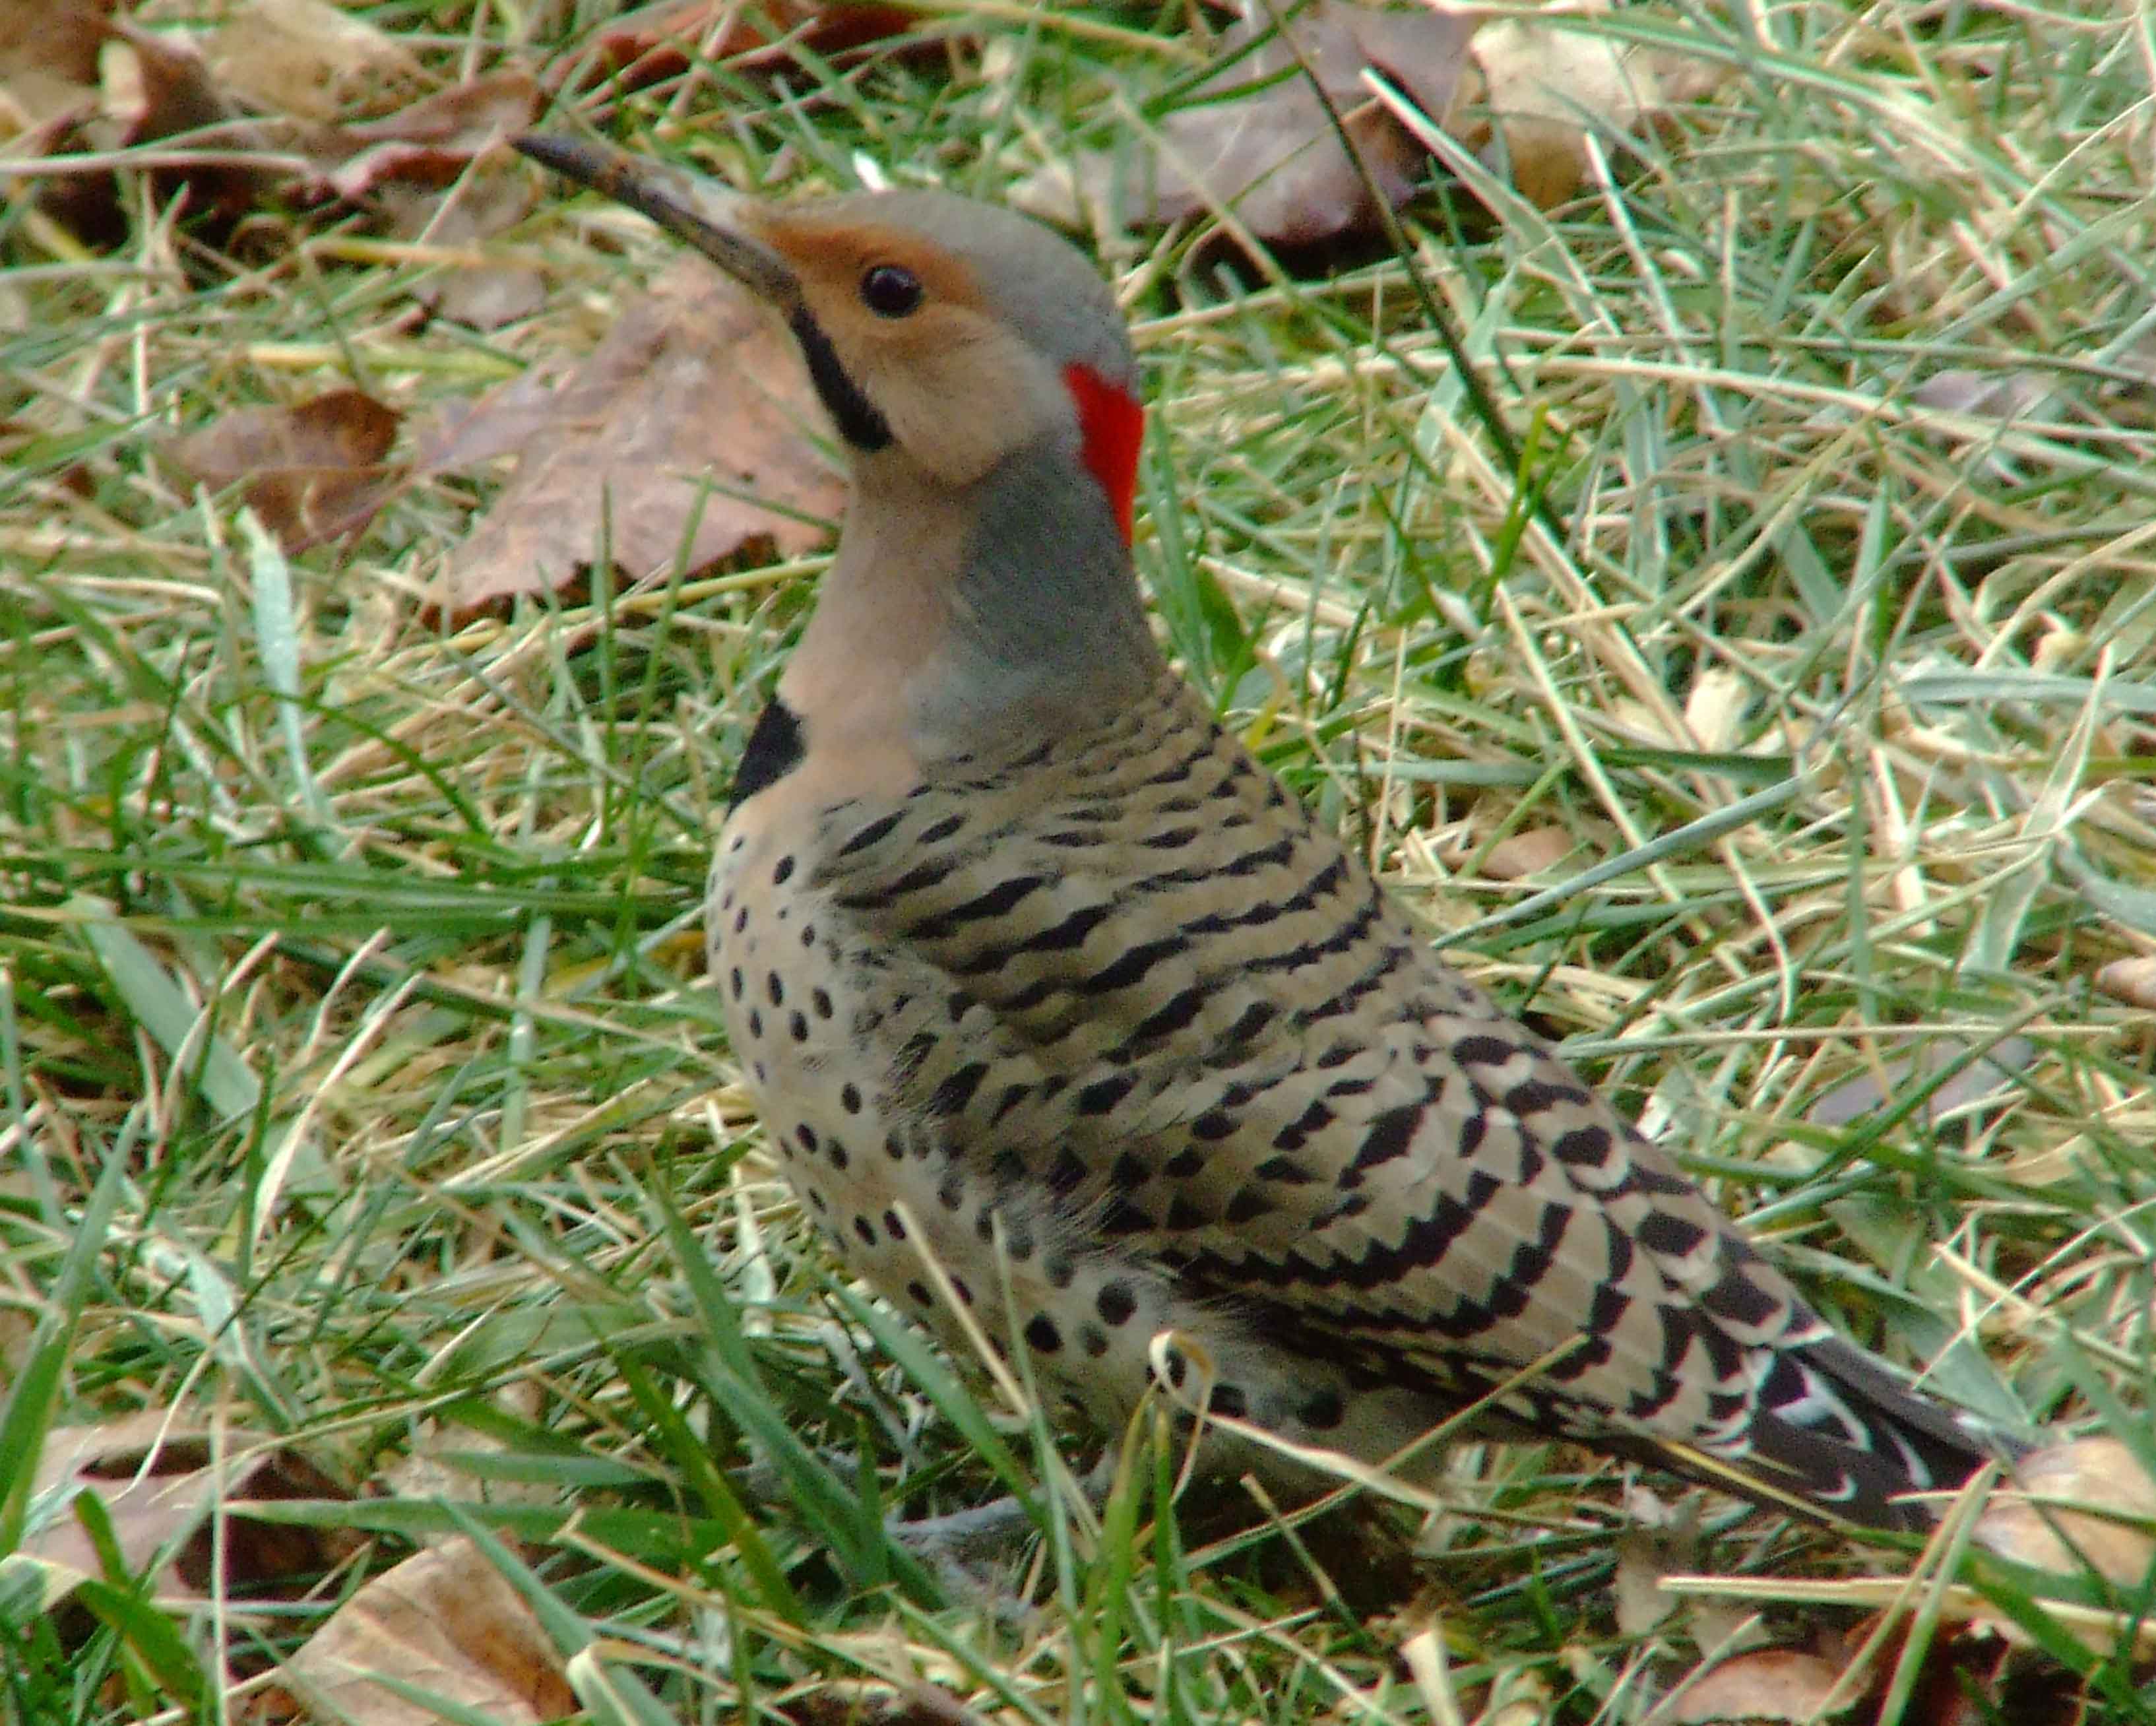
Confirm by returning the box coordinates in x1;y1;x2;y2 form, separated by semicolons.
3;1;2154;1721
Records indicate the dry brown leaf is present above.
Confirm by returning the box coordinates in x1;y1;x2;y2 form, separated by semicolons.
0;0;110;135
1018;0;1478;247
1684;664;1749;751
1976;1437;2156;1586
1806;1035;2033;1131
1667;1608;2094;1726
1612;1485;1699;1635
317;69;538;201
1911;368;2054;423
1844;1611;2090;1726
2095;955;2156;1010
1668;1649;1857;1724
1;7;269;235
1480;824;1575;880
206;0;425;122
1918;1642;2089;1726
1455;0;1727;206
281;1537;573;1726
426;256;845;614
164;387;402;552
548;0;931;94
780;1683;998;1726
21;1411;356;1604
389;164;545;330
1025;0;1724;237
101;22;245;157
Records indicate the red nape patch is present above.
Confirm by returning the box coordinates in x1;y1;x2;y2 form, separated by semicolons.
1063;362;1145;546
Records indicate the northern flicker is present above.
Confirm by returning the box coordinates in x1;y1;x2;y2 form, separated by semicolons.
521;135;2017;1532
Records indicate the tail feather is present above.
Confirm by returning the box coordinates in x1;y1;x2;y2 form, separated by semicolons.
1734;1337;2027;1530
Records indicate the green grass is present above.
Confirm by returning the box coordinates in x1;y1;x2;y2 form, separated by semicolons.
3;0;2154;1719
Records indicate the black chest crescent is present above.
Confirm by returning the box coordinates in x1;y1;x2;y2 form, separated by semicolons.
730;697;806;806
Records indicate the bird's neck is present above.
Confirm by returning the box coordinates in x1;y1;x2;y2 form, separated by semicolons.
776;437;1164;784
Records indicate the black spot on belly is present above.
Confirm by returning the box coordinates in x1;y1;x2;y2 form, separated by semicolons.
730;697;804;805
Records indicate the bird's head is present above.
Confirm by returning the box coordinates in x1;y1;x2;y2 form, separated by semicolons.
517;136;1165;761
515;135;1145;546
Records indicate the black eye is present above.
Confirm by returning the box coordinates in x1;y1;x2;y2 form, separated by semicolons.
860;265;924;318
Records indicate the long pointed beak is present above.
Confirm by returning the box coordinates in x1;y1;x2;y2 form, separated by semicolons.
515;134;801;310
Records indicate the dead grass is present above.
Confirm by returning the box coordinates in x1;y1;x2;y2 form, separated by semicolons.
2;1;2153;1720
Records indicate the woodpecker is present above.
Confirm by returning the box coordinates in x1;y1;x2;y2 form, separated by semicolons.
520;135;2015;1531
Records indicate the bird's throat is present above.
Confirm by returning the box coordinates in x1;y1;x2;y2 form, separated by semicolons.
777;437;1162;788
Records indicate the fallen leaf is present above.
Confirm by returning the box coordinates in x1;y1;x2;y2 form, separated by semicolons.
1905;1632;2089;1726
1;7;269;236
1975;1438;2156;1587
780;1683;997;1726
317;69;539;201
1018;0;1478;247
2094;956;2156;1010
548;0;931;94
1612;1484;1696;1636
101;22;243;160
1668;1648;1857;1724
281;1537;573;1726
1684;664;1750;751
426;256;845;614
1806;1035;2033;1131
0;0;108;134
1480;824;1575;880
1911;368;2054;423
20;1411;356;1604
206;0;425;122
1453;0;1728;206
389;164;545;330
163;387;402;552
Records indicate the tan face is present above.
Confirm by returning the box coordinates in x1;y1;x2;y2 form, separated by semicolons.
749;212;1065;488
